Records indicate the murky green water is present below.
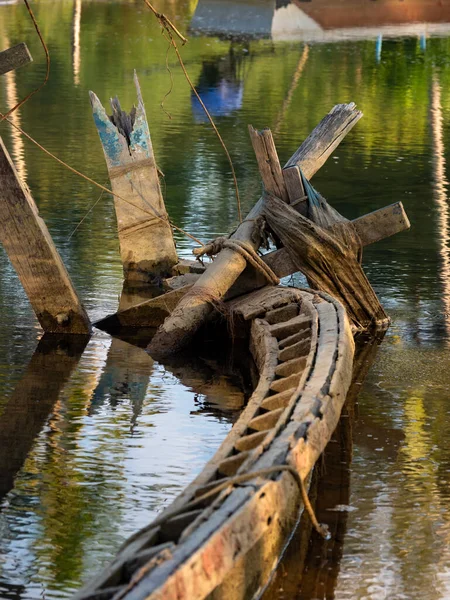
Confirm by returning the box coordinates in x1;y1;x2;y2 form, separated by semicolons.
2;0;450;598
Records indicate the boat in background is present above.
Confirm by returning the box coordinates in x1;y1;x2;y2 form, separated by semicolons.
190;0;450;42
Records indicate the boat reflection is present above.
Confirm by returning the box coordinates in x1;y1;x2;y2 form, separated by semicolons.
191;45;245;122
191;0;450;42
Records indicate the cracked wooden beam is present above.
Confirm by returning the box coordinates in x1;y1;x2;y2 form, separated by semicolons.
90;72;178;282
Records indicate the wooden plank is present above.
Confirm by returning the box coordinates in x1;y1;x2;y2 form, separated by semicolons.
148;104;361;357
283;165;306;210
0;43;32;76
90;73;178;281
352;201;410;245
285;102;363;174
261;200;410;278
94;287;194;331
0;137;91;334
248;126;289;202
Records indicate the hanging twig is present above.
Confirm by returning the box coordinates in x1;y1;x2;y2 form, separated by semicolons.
0;0;50;121
143;0;242;222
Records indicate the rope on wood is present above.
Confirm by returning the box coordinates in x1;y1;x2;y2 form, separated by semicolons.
113;465;329;600
193;237;280;285
262;191;388;328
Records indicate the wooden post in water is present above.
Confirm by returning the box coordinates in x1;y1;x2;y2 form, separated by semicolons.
0;138;91;334
90;72;178;282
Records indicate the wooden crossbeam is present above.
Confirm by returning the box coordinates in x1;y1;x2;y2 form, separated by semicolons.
265;202;410;278
248;130;410;274
248;125;391;327
0;43;32;76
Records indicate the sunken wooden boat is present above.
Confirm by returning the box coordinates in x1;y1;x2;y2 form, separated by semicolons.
75;284;354;600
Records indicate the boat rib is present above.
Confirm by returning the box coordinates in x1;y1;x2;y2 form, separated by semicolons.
75;285;354;600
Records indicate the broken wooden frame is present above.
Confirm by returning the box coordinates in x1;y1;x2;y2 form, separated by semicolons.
148;103;409;356
95;201;409;331
248;125;389;327
148;103;365;357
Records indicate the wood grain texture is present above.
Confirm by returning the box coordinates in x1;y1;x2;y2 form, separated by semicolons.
0;137;90;334
0;43;32;76
90;73;177;281
285;102;363;174
262;200;410;277
262;193;389;328
248;126;289;202
352;201;410;245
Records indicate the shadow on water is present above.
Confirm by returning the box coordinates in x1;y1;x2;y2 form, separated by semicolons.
262;331;386;599
0;334;89;504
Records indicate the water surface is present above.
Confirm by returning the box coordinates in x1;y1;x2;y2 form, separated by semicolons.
1;1;450;597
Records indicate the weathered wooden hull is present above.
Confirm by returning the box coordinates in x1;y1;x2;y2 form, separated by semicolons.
75;285;354;600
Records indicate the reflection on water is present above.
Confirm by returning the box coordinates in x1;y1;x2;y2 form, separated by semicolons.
191;46;245;122
263;333;385;600
430;73;450;344
191;0;450;41
72;0;82;86
0;332;244;598
1;36;27;182
1;0;450;597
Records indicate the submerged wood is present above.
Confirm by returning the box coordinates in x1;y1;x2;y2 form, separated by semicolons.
0;138;91;334
74;286;354;600
262;193;389;328
90;73;178;281
149;103;362;357
0;42;32;76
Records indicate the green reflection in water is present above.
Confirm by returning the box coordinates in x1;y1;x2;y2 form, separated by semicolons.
2;0;450;598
